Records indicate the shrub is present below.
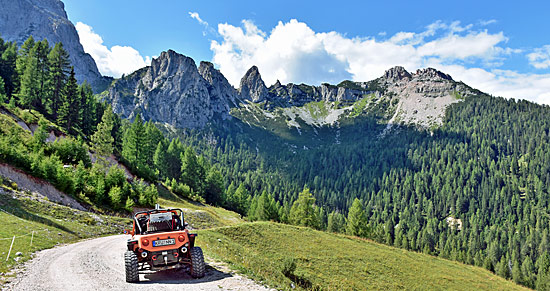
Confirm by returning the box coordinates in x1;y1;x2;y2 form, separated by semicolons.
281;257;296;277
109;186;123;209
50;137;91;167
105;166;126;189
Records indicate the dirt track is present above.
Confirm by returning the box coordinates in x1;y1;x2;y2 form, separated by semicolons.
6;235;271;291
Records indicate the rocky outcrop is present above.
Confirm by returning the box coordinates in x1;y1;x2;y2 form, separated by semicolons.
378;66;478;128
0;0;105;91
239;66;268;103
198;61;239;113
106;50;234;128
383;66;412;82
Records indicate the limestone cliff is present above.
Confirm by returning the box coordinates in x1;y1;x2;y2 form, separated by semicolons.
0;0;106;90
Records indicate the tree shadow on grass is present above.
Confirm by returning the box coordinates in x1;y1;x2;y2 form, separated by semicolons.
0;192;77;235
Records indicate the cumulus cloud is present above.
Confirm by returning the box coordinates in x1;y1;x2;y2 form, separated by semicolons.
528;45;550;69
75;22;150;78
210;19;550;104
212;19;351;86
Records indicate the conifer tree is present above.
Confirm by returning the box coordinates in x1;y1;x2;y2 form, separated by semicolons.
79;82;96;135
15;36;35;93
153;141;168;178
232;183;251;215
205;167;224;205
0;40;17;96
346;198;368;237
181;147;205;195
289;187;318;228
0;76;5;103
18;42;39;109
35;39;50;111
47;42;70;118
327;210;346;233
122;114;144;166
57;67;79;133
91;105;115;159
166;138;183;179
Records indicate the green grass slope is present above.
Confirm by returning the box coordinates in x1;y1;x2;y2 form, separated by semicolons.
156;184;242;229
199;222;528;291
0;183;130;281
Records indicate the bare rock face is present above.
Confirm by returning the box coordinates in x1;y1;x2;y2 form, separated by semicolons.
380;66;477;128
106;50;234;128
383;66;412;82
198;61;239;117
239;66;268;103
0;0;104;90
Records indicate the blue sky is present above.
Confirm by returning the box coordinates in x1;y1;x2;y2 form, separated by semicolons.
63;0;550;103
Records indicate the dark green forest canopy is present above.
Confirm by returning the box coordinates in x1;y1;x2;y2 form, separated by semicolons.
171;94;550;289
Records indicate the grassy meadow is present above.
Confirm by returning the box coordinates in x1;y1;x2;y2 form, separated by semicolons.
199;222;528;291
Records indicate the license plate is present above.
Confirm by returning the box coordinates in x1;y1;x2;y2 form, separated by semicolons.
153;238;175;247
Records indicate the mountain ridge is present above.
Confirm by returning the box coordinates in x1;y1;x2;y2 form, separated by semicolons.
104;49;482;133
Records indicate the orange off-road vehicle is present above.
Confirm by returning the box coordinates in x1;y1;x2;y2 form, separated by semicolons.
124;206;205;282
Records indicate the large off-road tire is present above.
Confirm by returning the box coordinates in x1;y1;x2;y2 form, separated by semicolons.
189;247;205;278
125;251;139;283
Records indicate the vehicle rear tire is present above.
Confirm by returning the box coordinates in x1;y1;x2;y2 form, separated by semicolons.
125;251;140;283
189;247;205;278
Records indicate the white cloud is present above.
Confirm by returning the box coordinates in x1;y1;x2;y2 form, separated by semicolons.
75;22;150;78
425;64;550;105
189;12;208;27
211;19;351;86
211;19;550;104
528;45;550;69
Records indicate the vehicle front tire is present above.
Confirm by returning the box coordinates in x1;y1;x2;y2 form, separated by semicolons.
125;251;140;283
189;247;205;278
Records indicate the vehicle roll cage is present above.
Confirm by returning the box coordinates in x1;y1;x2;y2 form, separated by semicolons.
133;208;185;235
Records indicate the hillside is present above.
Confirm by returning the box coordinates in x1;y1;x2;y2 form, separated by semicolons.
0;180;130;283
199;222;528;290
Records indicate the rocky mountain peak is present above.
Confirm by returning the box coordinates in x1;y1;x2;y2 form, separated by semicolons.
414;68;453;81
239;65;268;103
106;50;238;128
0;0;105;91
383;66;412;82
150;49;198;79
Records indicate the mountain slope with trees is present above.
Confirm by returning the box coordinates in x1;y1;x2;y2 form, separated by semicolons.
2;31;550;289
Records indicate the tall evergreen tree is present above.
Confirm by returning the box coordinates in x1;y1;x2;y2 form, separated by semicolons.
18;42;39;109
47;42;70;118
35;39;50;111
327;210;346;233
91;105;115;159
346;198;368;237
57;67;79;133
79;82;96;136
122;114;144;166
204;167;224;205
153;141;168;178
289;187;318;228
181;147;205;195
0;76;5;103
0;39;17;96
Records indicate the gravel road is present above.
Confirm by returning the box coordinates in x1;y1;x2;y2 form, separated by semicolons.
6;235;271;291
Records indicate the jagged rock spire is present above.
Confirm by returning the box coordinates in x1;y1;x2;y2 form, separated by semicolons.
239;66;268;103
